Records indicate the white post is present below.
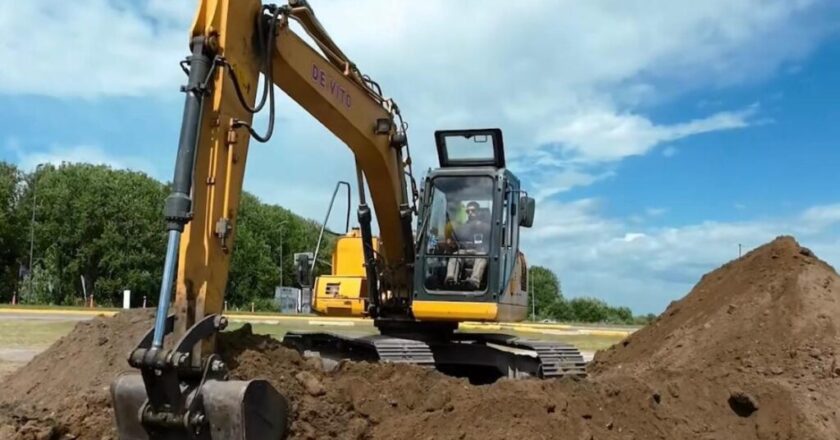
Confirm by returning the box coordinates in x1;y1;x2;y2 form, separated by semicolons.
529;267;534;321
80;275;88;304
123;289;131;309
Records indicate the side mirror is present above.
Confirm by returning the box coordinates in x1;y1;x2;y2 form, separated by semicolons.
519;196;535;228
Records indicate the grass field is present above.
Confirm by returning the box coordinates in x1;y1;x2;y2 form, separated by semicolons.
0;319;78;348
0;319;79;379
0;316;629;380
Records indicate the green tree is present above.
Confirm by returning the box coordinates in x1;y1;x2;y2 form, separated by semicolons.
228;193;282;307
606;306;634;324
564;297;637;324
0;162;24;300
545;298;573;321
0;160;350;311
18;163;167;306
527;265;564;319
522;266;645;324
227;192;335;310
567;297;608;322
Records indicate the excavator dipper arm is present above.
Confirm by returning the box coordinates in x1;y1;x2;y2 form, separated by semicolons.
111;1;415;439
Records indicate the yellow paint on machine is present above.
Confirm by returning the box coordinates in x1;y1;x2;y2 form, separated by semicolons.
412;299;528;322
310;231;377;318
412;301;499;321
311;275;366;317
331;232;377;277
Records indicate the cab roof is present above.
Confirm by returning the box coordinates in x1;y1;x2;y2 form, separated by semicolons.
434;128;505;169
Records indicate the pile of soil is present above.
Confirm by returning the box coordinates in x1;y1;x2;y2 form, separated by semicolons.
0;310;155;439
2;236;839;439
589;235;840;437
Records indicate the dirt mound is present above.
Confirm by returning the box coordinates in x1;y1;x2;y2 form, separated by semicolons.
591;235;840;437
592;235;840;376
2;235;840;439
0;309;155;439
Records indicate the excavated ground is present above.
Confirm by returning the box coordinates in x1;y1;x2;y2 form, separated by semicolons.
2;236;839;439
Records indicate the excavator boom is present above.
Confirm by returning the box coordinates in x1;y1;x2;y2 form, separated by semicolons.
111;1;414;438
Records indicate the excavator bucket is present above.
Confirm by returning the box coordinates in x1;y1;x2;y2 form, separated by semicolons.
111;373;288;440
111;314;289;439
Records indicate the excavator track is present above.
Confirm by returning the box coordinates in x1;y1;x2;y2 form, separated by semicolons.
505;339;588;378
282;331;587;382
282;332;436;366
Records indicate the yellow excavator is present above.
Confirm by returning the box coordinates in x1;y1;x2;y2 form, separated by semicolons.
110;0;585;438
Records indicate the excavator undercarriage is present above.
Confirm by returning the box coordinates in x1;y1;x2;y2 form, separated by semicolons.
283;329;587;384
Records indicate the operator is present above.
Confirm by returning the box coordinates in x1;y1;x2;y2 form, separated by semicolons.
445;201;490;289
443;199;467;243
430;198;466;254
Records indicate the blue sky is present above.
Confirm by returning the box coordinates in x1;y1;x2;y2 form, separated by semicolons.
2;0;840;313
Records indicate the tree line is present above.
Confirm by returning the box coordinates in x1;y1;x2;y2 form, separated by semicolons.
0;161;652;323
0;162;333;309
526;266;656;325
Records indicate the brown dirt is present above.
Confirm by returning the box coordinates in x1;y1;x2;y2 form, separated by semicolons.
2;236;840;439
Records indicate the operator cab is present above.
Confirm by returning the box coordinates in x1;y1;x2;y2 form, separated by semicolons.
414;129;535;306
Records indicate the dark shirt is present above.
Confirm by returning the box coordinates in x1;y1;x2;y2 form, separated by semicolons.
453;219;490;253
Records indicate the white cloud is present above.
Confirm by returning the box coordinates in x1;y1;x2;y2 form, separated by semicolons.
536;105;757;163
298;0;831;167
14;144;159;177
2;1;833;164
521;199;840;313
798;204;840;231
0;0;188;98
531;168;615;202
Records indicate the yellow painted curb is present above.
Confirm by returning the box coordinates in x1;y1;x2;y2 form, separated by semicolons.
579;329;633;337
508;323;573;330
507;325;548;334
308;320;355;327
0;308;117;317
459;323;502;331
225;313;367;323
